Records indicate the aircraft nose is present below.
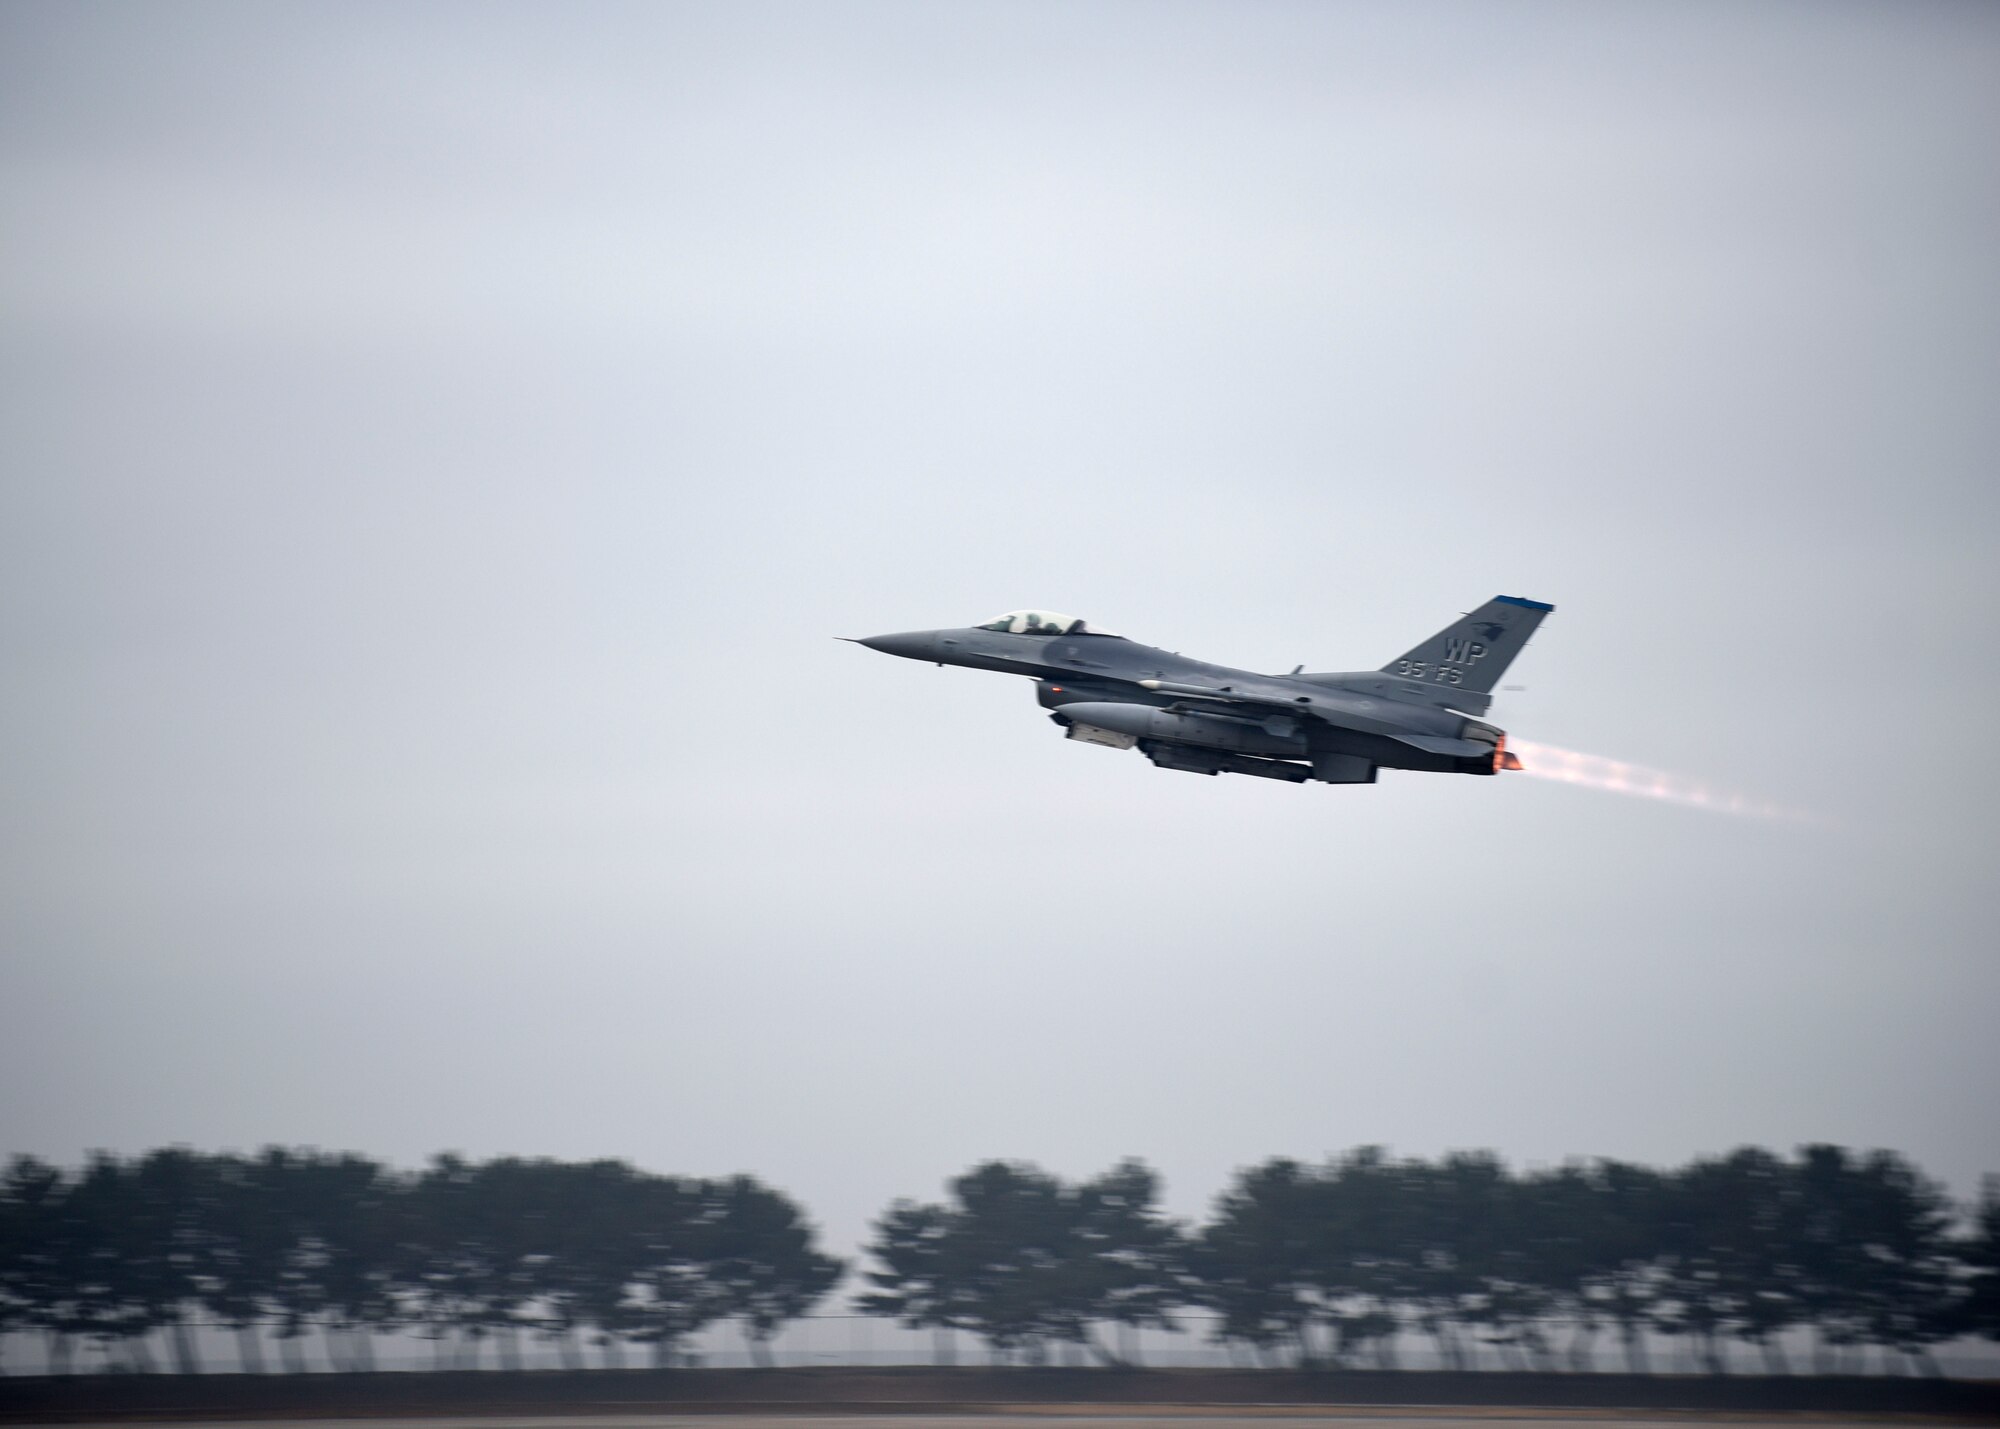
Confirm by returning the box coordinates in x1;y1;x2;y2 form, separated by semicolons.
855;630;938;661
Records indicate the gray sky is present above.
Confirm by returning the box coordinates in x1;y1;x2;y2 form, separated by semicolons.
3;0;1997;1264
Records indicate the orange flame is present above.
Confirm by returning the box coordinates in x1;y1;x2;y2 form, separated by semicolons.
1507;739;1814;823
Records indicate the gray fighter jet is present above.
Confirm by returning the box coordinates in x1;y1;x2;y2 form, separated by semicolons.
851;596;1553;785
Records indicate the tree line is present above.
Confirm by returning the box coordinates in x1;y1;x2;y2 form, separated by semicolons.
0;1150;838;1374
2;1144;1996;1376
868;1148;1998;1374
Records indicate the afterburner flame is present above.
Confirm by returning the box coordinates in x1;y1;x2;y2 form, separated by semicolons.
1507;739;1811;822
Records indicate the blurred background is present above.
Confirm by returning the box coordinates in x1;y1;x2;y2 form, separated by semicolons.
2;0;1996;1378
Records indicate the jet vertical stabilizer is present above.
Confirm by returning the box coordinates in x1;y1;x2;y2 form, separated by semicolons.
1382;595;1553;696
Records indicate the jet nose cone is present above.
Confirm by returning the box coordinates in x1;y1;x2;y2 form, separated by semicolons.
856;630;938;661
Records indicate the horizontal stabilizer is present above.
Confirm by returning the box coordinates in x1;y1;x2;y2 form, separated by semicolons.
1389;733;1493;758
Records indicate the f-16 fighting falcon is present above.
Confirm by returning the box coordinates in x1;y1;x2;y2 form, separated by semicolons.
849;596;1554;785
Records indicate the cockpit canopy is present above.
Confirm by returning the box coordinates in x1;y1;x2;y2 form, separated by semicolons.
974;609;1119;637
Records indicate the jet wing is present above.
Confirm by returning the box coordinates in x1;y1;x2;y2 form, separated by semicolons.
1137;679;1310;713
1138;680;1495;759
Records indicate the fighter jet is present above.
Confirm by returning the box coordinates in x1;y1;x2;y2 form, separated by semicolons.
850;596;1553;785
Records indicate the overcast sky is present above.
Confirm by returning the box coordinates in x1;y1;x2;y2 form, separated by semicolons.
3;0;1997;1265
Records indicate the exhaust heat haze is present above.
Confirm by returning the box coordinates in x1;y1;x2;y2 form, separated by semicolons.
1508;739;1816;824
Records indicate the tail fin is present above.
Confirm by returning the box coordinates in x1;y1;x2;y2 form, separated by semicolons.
1384;596;1553;697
